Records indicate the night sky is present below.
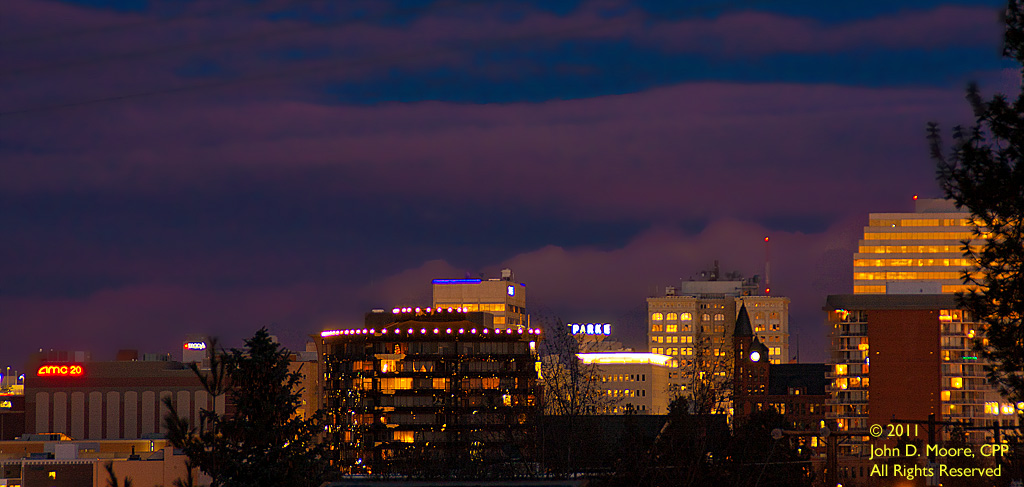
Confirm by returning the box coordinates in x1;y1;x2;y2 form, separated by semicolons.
1;0;1019;369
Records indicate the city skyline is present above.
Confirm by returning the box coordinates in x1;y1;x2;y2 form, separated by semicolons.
1;0;1019;368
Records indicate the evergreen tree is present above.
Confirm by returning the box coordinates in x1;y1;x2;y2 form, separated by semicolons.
929;0;1024;408
164;328;331;487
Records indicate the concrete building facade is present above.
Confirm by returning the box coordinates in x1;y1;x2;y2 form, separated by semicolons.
578;353;675;415
25;360;221;441
647;282;790;366
432;268;527;328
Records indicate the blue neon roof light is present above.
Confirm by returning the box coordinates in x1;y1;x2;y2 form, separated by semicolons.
432;279;483;284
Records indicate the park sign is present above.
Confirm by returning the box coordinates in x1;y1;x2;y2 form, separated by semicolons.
569;323;611;336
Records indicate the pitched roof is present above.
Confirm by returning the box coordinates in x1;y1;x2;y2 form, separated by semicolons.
733;303;753;337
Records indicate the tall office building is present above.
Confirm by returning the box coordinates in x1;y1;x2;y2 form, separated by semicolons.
647;281;790;366
432;268;527;327
318;309;540;473
825;294;1019;456
853;198;980;294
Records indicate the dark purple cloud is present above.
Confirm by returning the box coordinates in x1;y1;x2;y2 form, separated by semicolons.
0;0;1015;370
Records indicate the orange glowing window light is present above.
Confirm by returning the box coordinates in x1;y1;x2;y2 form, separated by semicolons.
37;364;84;377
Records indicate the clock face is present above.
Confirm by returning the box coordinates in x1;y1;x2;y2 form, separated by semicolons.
750;351;761;362
507;285;514;296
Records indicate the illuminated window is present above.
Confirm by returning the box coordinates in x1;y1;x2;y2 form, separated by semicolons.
666;313;678;321
651;324;663;332
950;377;963;389
379;378;413;393
985;402;999;414
353;378;373;390
49;471;57;479
380;359;398;373
702;314;710;321
680;312;693;320
393;431;414;443
666;324;677;333
714;313;725;321
941;390;951;401
432;378;449;390
493;316;506;324
652;313;664;321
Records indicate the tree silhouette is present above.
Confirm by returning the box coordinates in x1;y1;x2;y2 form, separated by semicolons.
929;0;1024;409
163;328;330;487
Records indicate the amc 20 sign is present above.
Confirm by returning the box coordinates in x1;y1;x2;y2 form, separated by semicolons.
37;364;85;377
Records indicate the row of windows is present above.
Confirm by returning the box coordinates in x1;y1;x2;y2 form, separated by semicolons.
853;258;973;267
853;285;886;293
652;335;694;344
858;244;976;254
869;218;972;228
651;313;725;322
457;303;506;312
855;285;977;294
605;389;646;397
833;377;869;390
602;374;647;382
939;309;972;322
650;312;693;321
862;231;981;241
652;347;694;356
854;271;965;280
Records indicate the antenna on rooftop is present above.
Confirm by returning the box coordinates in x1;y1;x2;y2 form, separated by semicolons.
764;236;771;295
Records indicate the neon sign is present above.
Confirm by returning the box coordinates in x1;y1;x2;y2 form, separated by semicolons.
37;364;84;377
570;323;611;335
183;342;207;350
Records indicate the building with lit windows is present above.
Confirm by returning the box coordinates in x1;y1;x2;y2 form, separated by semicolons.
733;304;827;433
432;268;527;327
578;353;675;415
647;281;790;366
853;198;981;294
318;308;541;474
825;294;1019;457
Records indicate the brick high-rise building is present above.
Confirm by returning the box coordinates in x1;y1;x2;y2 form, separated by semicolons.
824;294;1019;456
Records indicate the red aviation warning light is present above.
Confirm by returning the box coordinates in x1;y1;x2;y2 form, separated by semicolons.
37;364;84;377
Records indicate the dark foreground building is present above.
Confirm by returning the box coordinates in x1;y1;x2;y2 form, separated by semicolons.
319;308;542;476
